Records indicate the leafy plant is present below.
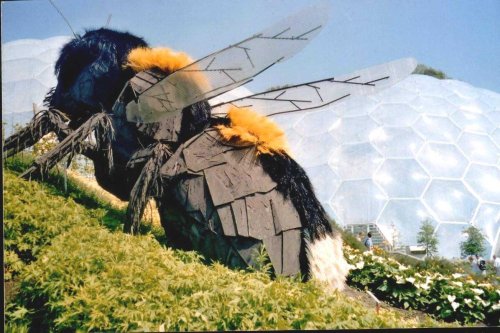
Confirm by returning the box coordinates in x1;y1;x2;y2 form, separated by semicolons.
460;226;487;258
417;220;438;257
345;247;500;325
4;157;450;331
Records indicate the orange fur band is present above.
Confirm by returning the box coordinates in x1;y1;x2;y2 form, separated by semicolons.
216;106;289;156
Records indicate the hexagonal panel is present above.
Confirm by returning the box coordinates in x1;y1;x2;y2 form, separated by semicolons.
435;223;470;259
473;204;500;244
417;143;469;178
412;97;458;116
464;164;500;202
293;132;337;168
492;128;500;148
377;199;435;246
370;86;417;104
458;132;499;165
283;130;302;156
478;90;500;110
485;111;500;127
331;180;387;225
397;75;453;98
445;80;479;100
458;99;493;114
329;115;378;144
413;115;461;143
271;112;307;131
423;180;478;222
370;126;423;158
329;143;383;179
331;95;379;118
371;103;419;127
304;165;341;202
374;159;429;198
450;110;495;134
293;109;338;137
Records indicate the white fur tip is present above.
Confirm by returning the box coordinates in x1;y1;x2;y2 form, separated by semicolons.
306;233;350;291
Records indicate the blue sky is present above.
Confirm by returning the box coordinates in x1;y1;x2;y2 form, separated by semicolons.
2;0;500;93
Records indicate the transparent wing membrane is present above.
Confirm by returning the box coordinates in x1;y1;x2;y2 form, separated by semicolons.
126;3;330;123
211;58;418;117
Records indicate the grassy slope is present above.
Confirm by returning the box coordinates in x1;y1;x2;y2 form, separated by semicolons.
3;158;450;331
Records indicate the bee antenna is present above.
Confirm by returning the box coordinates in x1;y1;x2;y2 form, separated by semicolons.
105;14;112;28
48;0;77;38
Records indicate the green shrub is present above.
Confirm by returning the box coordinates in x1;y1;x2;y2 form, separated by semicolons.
6;225;447;331
4;168;448;330
346;247;500;325
3;171;102;280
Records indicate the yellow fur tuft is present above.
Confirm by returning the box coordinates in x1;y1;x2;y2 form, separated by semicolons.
216;106;289;155
125;47;193;73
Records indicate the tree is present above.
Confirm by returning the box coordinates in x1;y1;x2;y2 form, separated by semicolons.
460;226;486;257
413;64;449;80
417;219;438;257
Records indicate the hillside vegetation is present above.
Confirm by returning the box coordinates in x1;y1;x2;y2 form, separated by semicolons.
3;156;451;331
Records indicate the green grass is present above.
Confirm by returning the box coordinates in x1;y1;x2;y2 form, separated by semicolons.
4;156;451;331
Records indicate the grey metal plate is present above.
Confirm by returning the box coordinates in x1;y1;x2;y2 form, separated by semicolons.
282;229;302;276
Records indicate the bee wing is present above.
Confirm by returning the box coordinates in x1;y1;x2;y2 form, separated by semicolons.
210;58;418;117
126;3;330;123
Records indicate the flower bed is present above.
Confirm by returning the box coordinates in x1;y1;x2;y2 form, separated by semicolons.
345;246;500;325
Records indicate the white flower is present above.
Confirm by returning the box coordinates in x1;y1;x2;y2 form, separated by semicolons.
451;301;460;311
464;298;473;308
497;290;500;296
480;300;490;307
471;288;484;295
398;264;409;271
452;273;462;279
451;281;463;287
467;280;476;285
406;277;416;284
414;272;423;278
474;295;483;301
478;283;491;288
492;302;500;311
348;255;356;260
416;283;430;290
355;261;365;270
396;275;405;284
447;295;456;303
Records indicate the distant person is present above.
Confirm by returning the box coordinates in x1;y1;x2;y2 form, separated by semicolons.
469;256;480;276
364;232;373;252
476;254;487;276
356;232;363;242
493;254;500;276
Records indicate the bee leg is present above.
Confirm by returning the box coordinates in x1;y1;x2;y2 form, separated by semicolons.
125;142;172;234
20;112;114;180
3;109;71;159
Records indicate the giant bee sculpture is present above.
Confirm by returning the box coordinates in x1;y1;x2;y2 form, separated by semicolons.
3;4;416;290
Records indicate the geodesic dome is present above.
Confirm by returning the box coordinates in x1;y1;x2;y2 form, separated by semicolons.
270;74;500;259
2;36;71;136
